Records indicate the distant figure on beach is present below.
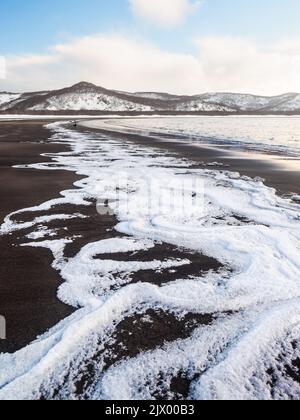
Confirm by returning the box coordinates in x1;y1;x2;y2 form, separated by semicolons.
70;120;77;128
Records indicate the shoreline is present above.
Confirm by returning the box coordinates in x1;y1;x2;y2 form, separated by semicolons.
0;119;299;400
1;118;299;353
1;111;300;117
79;121;300;197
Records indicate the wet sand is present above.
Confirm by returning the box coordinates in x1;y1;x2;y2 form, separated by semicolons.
80;123;300;196
0;121;221;356
0;119;300;399
1;119;299;359
0;122;80;353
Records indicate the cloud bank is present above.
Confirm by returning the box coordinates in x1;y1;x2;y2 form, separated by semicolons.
2;34;300;95
129;0;201;27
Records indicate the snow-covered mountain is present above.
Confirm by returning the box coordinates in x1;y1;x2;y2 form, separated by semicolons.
0;90;50;111
130;92;184;101
194;92;298;112
0;93;22;107
269;94;300;112
30;92;152;112
1;82;300;113
175;98;232;112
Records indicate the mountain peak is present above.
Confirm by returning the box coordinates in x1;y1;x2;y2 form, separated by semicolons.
71;81;97;89
1;83;300;113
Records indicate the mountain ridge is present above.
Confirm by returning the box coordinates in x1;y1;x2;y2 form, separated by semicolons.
1;82;300;114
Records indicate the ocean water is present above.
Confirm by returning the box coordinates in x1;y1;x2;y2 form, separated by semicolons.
104;116;300;157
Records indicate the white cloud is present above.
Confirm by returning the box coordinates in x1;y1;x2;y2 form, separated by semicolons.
129;0;201;27
2;34;300;95
0;56;6;79
3;34;200;93
195;37;300;94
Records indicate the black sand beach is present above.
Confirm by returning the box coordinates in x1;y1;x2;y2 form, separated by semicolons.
0;122;81;352
0;118;299;384
0;120;224;354
80;122;300;197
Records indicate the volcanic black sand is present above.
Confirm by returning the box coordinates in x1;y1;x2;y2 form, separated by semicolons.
1;118;299;367
0;122;81;352
0;120;223;355
80;121;300;197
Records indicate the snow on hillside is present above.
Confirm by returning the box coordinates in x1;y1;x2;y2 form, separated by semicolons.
29;93;153;112
1;82;300;113
201;93;272;111
131;92;180;100
0;92;50;111
199;93;295;111
0;93;21;108
271;94;300;112
176;100;233;112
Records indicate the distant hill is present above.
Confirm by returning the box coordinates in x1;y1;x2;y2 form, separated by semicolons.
1;82;300;114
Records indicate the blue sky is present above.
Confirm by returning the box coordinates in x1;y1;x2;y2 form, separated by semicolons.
1;0;300;54
1;0;300;94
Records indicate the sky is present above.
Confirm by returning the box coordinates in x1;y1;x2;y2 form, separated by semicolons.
1;0;300;95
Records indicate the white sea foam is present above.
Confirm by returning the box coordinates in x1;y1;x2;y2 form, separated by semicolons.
0;121;299;400
85;116;300;157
